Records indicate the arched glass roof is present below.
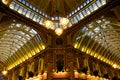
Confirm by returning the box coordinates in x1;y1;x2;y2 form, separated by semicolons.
7;0;107;29
0;20;45;70
74;17;120;69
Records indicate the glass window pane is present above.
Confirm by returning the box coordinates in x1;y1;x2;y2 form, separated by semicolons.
39;10;42;14
9;1;15;9
22;8;27;15
14;4;20;11
45;14;48;18
76;15;80;21
26;10;31;18
79;12;84;19
69;13;72;17
85;8;91;15
33;7;36;10
75;9;77;13
82;10;87;17
36;9;39;12
87;31;93;36
30;29;37;34
18;6;23;14
100;0;106;5
18;0;22;2
74;17;78;23
89;5;94;12
26;2;29;6
70;19;74;24
96;1;101;7
72;11;75;15
30;4;32;9
22;0;25;4
33;14;38;21
80;5;83;9
39;18;44;25
30;12;34;19
83;2;86;6
94;27;100;33
92;3;98;11
86;0;90;4
52;17;54;20
77;7;80;11
42;12;45;16
36;17;40;23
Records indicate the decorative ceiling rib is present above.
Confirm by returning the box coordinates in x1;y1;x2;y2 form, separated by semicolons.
25;0;85;16
0;18;45;70
0;0;120;71
74;17;120;69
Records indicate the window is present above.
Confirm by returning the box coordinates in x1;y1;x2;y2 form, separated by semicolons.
89;5;94;12
9;1;15;9
36;17;41;23
30;4;32;9
14;4;20;11
76;15;80;21
30;12;34;19
26;2;29;7
22;8;27;15
92;3;98;11
33;14;38;21
81;10;87;17
79;12;84;19
18;6;23;14
26;10;31;18
22;0;25;4
96;1;101;8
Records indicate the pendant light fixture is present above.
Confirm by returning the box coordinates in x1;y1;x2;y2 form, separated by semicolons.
44;9;69;36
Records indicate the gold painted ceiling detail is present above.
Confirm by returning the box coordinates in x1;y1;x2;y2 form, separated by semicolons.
74;17;120;69
8;0;107;30
1;0;119;71
0;20;45;70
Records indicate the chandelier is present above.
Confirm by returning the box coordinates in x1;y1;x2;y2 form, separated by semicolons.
44;17;69;36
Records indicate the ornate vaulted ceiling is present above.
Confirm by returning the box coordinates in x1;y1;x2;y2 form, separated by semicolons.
25;0;85;16
0;13;46;70
0;0;120;72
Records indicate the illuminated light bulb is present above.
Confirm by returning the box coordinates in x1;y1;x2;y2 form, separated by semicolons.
86;50;89;54
60;18;69;27
81;47;85;52
2;0;8;5
55;28;63;36
2;70;7;75
113;64;117;68
44;20;53;29
74;43;78;48
42;45;45;49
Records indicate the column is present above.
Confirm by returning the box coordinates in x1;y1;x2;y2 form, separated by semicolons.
47;63;52;80
69;62;75;80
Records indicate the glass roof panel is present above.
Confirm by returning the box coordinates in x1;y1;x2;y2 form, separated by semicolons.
7;0;108;29
0;20;46;70
74;17;120;68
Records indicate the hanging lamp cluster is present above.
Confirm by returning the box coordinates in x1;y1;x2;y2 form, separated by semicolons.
44;17;69;36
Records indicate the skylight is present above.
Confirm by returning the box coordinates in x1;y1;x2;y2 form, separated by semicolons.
6;0;108;29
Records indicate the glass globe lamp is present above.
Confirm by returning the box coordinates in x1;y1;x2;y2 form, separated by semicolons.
44;20;53;29
60;18;69;27
55;28;63;36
